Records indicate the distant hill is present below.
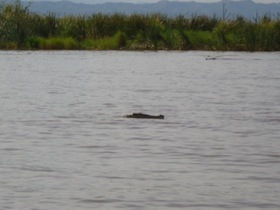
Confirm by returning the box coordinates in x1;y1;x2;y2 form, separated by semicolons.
22;0;280;19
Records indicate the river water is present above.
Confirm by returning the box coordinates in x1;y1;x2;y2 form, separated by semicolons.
0;51;280;209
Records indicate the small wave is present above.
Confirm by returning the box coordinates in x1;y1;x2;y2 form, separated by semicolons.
54;115;79;119
14;165;59;173
233;201;280;208
1;148;22;151
239;176;280;183
79;198;122;203
95;176;127;180
77;145;114;149
261;118;280;123
166;203;232;208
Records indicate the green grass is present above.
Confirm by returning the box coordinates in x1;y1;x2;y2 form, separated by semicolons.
26;37;79;50
187;30;218;50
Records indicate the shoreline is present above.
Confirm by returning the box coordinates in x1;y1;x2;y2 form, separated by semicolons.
1;3;280;51
1;48;279;52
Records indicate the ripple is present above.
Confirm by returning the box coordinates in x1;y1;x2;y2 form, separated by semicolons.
1;148;22;151
13;166;59;173
241;176;280;183
79;198;123;204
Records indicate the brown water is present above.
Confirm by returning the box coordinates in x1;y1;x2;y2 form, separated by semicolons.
1;51;280;209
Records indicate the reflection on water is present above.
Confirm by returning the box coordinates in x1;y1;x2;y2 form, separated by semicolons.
1;51;280;209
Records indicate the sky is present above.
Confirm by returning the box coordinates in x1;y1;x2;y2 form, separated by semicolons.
30;0;280;4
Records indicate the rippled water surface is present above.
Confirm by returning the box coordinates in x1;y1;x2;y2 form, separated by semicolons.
1;51;280;209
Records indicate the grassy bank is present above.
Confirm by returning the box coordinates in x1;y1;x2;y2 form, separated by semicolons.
1;1;280;51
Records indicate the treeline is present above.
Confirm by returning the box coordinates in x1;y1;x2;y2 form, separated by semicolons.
1;1;280;51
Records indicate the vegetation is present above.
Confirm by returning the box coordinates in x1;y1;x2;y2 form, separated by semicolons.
1;1;280;51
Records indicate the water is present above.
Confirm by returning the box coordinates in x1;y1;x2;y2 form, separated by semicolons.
0;51;280;210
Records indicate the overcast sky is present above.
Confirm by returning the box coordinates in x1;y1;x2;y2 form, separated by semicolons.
30;0;280;4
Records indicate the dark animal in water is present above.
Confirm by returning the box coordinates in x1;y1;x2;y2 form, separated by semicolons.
125;113;164;119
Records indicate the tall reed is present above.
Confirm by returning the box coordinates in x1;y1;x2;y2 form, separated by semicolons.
0;1;279;50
